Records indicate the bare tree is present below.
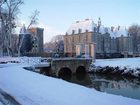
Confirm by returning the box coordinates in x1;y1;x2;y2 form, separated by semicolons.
0;0;24;56
129;24;140;53
17;10;39;56
0;0;7;56
44;35;64;53
44;42;56;52
27;10;39;29
129;24;140;35
51;35;64;43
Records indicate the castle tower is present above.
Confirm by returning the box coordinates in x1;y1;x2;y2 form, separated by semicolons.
98;17;101;27
97;17;101;33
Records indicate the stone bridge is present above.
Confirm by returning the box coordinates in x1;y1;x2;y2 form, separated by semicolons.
50;58;92;77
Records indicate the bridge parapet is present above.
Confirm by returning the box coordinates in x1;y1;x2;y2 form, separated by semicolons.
51;58;92;76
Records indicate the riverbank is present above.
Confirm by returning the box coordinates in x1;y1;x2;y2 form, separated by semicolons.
0;61;140;105
90;58;140;78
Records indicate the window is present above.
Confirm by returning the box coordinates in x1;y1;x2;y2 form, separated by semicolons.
86;34;88;42
79;35;80;42
72;36;74;42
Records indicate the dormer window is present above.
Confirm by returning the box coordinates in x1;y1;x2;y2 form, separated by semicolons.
78;28;81;33
76;21;79;23
72;30;75;34
94;27;96;32
111;26;114;32
86;29;88;33
85;18;89;21
104;28;108;33
66;32;68;35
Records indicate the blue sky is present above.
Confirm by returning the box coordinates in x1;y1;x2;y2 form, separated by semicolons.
19;0;140;43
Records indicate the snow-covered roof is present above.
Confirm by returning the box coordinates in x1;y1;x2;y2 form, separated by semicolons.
107;26;128;38
107;27;116;38
115;26;128;37
99;25;106;34
66;19;97;35
66;19;128;38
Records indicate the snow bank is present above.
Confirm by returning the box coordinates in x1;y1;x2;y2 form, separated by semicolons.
0;57;19;63
94;58;140;69
0;57;50;68
90;58;140;77
0;64;140;105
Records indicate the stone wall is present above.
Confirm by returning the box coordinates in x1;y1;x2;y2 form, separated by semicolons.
51;58;92;76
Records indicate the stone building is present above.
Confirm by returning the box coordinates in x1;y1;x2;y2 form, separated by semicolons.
64;19;95;58
28;27;44;55
117;35;133;57
18;26;44;56
64;18;133;58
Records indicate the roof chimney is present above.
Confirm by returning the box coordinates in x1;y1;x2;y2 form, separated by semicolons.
85;18;89;21
76;21;79;23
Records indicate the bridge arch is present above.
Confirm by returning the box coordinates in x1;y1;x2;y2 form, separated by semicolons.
76;66;86;74
58;67;72;80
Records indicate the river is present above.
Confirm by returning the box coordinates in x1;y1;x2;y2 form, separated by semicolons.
62;73;140;100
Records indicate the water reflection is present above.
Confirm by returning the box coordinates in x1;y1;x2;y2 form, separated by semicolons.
63;73;140;100
70;73;92;86
89;74;140;100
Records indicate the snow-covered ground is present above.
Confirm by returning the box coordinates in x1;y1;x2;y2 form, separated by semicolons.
0;58;140;105
90;58;140;77
94;58;140;69
0;56;50;69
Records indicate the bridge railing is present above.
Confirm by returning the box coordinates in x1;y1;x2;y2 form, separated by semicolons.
52;57;94;61
19;57;41;65
19;57;52;68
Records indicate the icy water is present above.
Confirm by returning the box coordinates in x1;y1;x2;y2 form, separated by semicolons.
33;67;140;100
63;73;140;100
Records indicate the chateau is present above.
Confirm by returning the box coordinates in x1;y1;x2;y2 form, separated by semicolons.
64;18;133;58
